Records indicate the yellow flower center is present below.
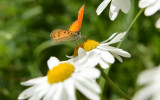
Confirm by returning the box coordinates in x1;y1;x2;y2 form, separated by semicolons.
47;63;75;84
74;39;100;56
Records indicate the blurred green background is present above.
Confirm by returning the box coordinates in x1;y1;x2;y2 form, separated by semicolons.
0;0;160;100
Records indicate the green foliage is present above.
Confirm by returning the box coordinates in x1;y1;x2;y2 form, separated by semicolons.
0;0;160;99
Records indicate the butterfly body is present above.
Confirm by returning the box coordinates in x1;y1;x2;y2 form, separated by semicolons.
50;4;85;44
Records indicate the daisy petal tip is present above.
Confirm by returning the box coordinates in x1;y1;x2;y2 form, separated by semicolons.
18;95;24;100
66;55;73;59
78;47;87;57
123;31;127;34
155;18;160;29
20;82;25;85
109;8;119;21
125;52;131;58
144;10;152;16
138;0;144;8
110;17;116;21
47;56;60;69
96;10;101;16
18;92;29;100
96;0;111;16
78;47;85;53
128;54;131;58
120;0;131;14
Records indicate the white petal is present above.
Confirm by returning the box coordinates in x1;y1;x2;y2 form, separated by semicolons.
59;88;68;100
144;0;160;16
43;84;57;100
119;0;131;13
93;49;115;63
35;83;49;99
112;53;123;62
96;0;111;15
64;79;76;100
155;18;160;29
77;76;101;93
18;85;37;99
99;58;109;69
109;8;119;21
74;77;100;100
28;94;37;100
102;51;115;63
68;48;88;64
100;32;117;43
107;47;131;57
66;55;74;59
109;0;120;20
139;0;157;8
52;83;64;100
137;67;158;85
78;48;87;58
26;82;49;100
47;57;60;70
106;32;126;45
79;68;101;79
133;83;160;100
153;90;160;100
77;51;99;68
76;47;88;62
21;76;47;86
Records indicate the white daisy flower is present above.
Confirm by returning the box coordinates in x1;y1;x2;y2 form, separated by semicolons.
96;0;131;21
18;52;101;100
139;0;160;16
133;65;160;100
155;18;160;29
71;32;131;69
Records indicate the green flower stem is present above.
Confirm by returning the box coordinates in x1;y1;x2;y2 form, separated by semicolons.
99;9;144;100
98;66;130;100
117;8;144;48
98;66;111;98
99;76;105;97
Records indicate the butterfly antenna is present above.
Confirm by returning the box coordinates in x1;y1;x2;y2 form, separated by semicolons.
81;34;87;41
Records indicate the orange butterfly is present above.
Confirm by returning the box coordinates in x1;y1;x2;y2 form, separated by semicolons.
50;4;85;44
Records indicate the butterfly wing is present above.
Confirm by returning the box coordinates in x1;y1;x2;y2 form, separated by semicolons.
68;4;85;31
68;20;79;31
77;4;85;31
50;29;78;39
53;34;79;44
50;29;80;44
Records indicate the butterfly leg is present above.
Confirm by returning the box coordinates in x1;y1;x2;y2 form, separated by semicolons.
81;35;87;41
74;41;78;46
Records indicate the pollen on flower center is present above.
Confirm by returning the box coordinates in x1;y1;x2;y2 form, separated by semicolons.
74;39;100;56
47;63;75;84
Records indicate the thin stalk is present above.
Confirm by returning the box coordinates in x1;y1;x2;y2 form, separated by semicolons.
99;9;144;100
98;65;111;99
98;66;131;100
117;8;144;48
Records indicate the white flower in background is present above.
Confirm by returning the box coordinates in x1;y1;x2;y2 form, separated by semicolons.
96;0;131;21
71;32;131;69
155;18;160;29
18;53;101;100
133;65;160;100
139;0;160;29
139;0;160;16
